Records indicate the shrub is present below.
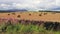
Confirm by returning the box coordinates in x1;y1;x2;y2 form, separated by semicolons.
8;14;10;15
17;15;21;18
39;14;42;16
29;14;31;16
12;13;15;15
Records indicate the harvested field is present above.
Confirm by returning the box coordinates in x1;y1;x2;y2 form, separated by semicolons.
0;11;60;34
0;11;60;22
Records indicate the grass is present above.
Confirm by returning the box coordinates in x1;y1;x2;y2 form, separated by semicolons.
0;23;60;34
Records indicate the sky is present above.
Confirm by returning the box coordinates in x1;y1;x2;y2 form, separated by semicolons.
0;0;60;11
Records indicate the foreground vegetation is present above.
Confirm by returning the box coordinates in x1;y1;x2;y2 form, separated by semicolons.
0;22;60;34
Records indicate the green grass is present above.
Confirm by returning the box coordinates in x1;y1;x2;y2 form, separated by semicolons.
0;23;60;34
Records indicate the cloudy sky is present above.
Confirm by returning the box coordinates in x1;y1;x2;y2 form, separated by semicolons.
0;0;60;11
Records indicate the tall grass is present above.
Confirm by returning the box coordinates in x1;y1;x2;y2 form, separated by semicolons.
0;23;60;34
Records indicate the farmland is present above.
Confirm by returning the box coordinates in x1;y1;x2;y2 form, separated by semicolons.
0;11;60;22
0;11;60;34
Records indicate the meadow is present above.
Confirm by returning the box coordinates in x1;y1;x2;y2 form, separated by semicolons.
0;20;60;34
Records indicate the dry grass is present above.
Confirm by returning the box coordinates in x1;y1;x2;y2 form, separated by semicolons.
0;11;60;22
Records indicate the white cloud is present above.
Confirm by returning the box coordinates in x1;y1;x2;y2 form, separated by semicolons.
0;4;7;6
0;0;60;11
0;4;13;10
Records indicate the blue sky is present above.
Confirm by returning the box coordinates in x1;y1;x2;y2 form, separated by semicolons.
0;0;60;11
